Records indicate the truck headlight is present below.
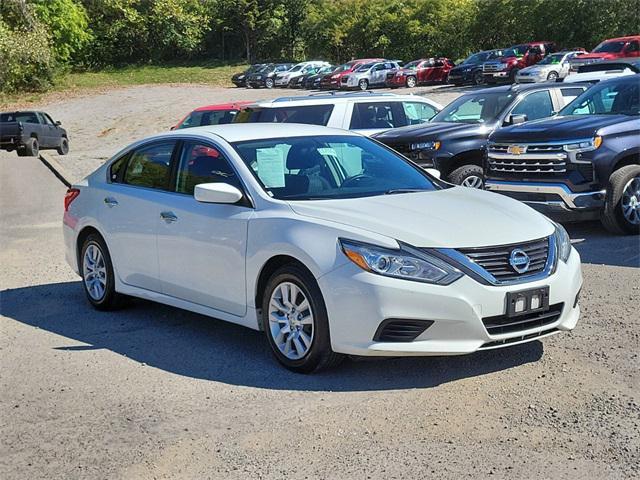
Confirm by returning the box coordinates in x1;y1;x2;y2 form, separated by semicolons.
554;222;571;263
340;239;463;285
411;141;441;151
564;136;602;152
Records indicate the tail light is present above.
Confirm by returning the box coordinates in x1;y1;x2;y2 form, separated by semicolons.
64;188;80;211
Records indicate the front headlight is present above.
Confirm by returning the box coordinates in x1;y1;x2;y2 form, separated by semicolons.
411;141;441;151
554;222;571;263
564;136;602;152
339;239;463;285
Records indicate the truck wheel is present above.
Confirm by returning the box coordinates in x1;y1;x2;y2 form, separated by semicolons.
24;137;39;157
16;148;27;157
601;165;640;235
547;71;559;82
509;69;519;83
358;79;369;91
406;76;417;88
473;71;485;86
449;165;484;189
57;137;69;155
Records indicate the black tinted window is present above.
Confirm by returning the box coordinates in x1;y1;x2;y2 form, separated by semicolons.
109;152;131;182
236;105;334;126
0;112;39;123
177;109;238;129
175;142;242;194
350;102;403;129
123;142;175;190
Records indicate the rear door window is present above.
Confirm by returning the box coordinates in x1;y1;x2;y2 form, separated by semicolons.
123;141;176;190
350;102;405;129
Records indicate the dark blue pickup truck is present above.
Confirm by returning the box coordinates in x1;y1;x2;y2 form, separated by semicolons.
485;75;640;235
0;111;69;157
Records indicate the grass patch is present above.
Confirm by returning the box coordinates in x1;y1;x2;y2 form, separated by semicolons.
0;61;248;108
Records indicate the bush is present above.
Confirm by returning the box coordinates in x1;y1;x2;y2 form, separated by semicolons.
0;19;55;93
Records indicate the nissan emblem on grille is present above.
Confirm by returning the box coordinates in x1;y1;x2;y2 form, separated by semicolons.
509;249;531;273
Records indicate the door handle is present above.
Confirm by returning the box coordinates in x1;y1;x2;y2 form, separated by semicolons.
160;211;178;223
103;197;118;207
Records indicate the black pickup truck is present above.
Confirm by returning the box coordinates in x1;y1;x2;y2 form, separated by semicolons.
374;83;586;187
485;75;640;235
0;111;69;157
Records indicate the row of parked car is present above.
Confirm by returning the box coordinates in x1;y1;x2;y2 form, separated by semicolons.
231;35;640;90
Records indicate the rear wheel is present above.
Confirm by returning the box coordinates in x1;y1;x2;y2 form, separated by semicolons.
80;234;128;310
547;71;559;82
449;164;484;189
261;264;344;373
24;137;39;157
601;165;640;235
16;148;27;157
358;79;369;91
57;137;69;155
406;76;417;88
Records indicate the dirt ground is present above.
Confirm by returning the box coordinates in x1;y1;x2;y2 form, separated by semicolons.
1;83;639;480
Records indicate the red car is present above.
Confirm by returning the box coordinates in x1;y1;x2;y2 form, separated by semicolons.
483;42;556;83
319;59;384;90
171;102;252;130
569;35;640;72
387;58;455;88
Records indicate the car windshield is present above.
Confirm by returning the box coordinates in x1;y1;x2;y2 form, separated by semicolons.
431;92;515;124
593;41;626;53
176;109;239;129
289;65;303;72
404;60;421;69
462;53;482;64
559;79;640;116
356;63;375;72
232;135;440;200
247;65;262;73
503;45;528;57
538;53;565;65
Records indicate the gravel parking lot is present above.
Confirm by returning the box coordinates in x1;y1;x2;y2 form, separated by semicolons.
1;84;639;479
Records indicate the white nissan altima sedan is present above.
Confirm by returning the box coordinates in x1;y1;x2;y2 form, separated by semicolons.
63;123;582;372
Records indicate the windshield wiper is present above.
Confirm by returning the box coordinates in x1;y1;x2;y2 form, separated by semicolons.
384;188;430;195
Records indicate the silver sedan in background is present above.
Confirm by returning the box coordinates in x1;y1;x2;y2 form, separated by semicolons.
516;50;586;83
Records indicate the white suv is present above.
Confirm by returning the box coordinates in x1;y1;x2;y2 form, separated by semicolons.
235;92;443;136
341;61;401;90
275;61;331;88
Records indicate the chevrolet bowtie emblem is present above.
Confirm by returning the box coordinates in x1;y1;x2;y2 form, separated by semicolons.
507;145;526;155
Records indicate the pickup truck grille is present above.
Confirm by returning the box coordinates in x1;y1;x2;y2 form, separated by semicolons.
483;63;502;73
488;144;568;174
458;237;550;282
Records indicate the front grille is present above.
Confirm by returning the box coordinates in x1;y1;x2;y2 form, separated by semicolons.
483;63;501;73
373;319;434;342
488;144;568;175
341;76;349;83
479;327;560;348
482;304;564;335
458;237;550;282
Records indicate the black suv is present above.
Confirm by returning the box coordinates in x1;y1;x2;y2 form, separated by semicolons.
374;83;587;187
447;49;505;86
485;75;640;235
231;64;265;87
245;63;294;89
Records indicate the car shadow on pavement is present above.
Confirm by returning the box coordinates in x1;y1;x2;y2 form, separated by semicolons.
1;281;543;392
565;221;640;268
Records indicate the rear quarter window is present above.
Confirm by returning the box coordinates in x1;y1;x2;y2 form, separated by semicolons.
246;105;334;126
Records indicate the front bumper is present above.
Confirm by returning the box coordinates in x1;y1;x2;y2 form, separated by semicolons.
484;71;510;81
318;248;582;356
387;76;407;87
515;73;545;83
485;180;606;213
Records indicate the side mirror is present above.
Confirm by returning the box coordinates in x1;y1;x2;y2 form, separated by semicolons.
425;168;441;179
170;125;176;131
194;183;243;204
55;120;62;126
508;114;528;125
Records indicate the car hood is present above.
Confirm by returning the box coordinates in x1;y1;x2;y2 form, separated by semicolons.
577;53;618;61
287;187;553;248
491;114;631;142
374;122;489;142
521;64;551;73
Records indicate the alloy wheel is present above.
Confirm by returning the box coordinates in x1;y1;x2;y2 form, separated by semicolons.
83;243;107;301
359;79;368;90
621;176;640;225
461;175;484;189
406;76;417;88
268;281;314;360
547;71;559;81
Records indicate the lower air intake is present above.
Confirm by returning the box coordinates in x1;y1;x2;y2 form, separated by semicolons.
373;319;434;342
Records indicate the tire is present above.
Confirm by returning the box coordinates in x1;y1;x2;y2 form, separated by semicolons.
261;264;344;373
600;165;640;235
16;148;27;157
80;233;128;310
509;68;519;83
547;71;559;82
448;164;485;189
24;137;39;157
358;79;369;91
473;70;485;86
265;78;274;89
406;76;417;88
57;137;69;155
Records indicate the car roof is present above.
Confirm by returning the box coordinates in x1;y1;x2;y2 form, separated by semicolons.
471;83;573;95
251;91;428;106
164;123;360;143
601;36;640;42
193;101;252;112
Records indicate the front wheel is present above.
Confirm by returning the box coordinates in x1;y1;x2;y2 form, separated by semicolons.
547;71;559;82
57;137;69;155
406;76;417;88
449;164;485;189
601;165;640;235
80;234;128;310
261;264;344;373
265;78;274;89
509;68;519;83
473;71;485;86
358;79;369;91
